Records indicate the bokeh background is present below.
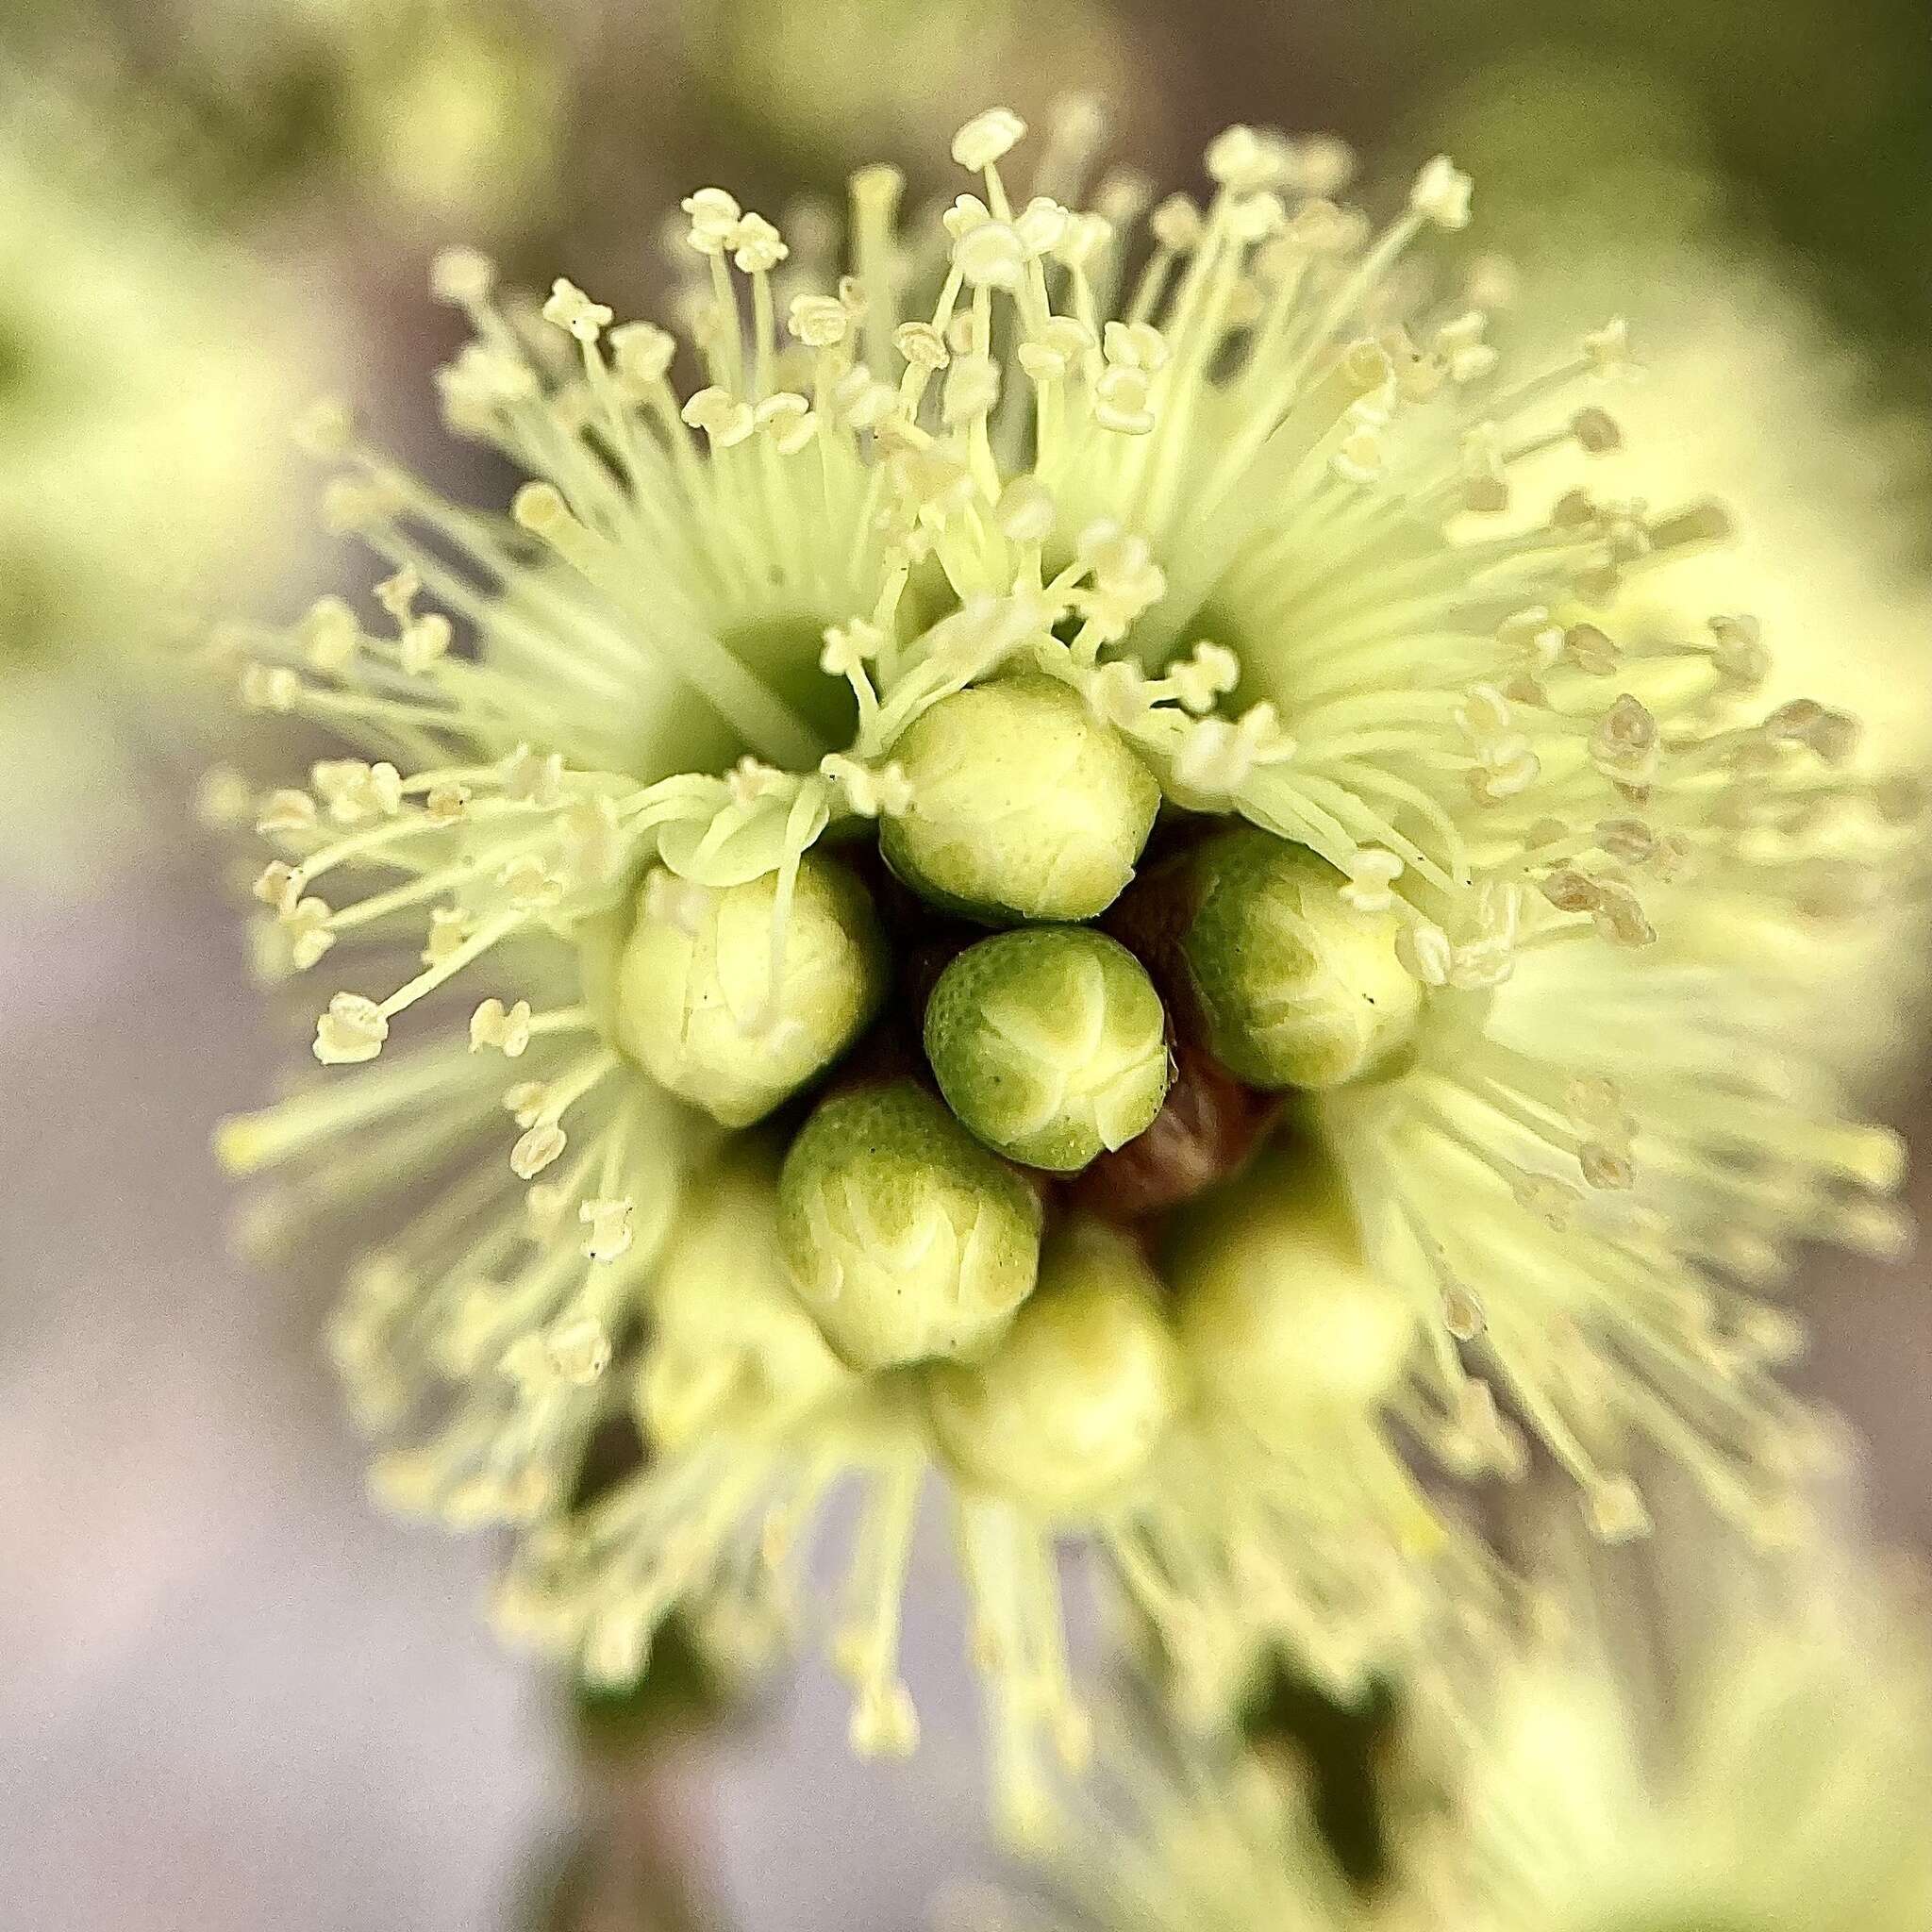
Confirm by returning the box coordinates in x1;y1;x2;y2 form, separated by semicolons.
4;3;1929;1927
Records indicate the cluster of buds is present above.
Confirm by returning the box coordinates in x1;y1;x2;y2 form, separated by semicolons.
602;656;1426;1386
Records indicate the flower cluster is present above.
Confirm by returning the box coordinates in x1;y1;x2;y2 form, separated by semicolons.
215;103;1909;1824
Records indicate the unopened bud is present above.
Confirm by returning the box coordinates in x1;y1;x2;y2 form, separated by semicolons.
638;1154;849;1446
926;1224;1183;1515
614;854;886;1126
1178;830;1422;1090
1172;1146;1415;1446
882;674;1159;924
924;928;1171;1172
778;1080;1042;1370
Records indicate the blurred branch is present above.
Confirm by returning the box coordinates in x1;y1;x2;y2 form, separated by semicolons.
531;1622;747;1932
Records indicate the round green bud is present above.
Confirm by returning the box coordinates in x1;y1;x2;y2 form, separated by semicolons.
777;1079;1043;1370
927;1224;1185;1517
1179;829;1421;1090
1170;1147;1415;1450
924;927;1172;1172
881;673;1160;923
637;1152;851;1448
614;853;887;1127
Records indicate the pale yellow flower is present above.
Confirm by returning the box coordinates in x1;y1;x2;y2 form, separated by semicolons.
213;105;1907;1824
1423;47;1932;1081
1023;1544;1932;1932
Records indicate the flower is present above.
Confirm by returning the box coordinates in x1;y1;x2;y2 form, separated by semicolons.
1006;1741;1367;1932
214;106;1907;1822
1303;865;1910;1550
1409;1521;1932;1931
1420;46;1932;1086
1020;1542;1932;1932
1527;272;1932;1089
0;73;317;881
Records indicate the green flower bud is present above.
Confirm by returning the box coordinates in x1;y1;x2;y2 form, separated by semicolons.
1170;1146;1415;1451
637;1151;852;1449
1178;829;1421;1090
927;1224;1185;1517
924;927;1172;1173
881;673;1160;923
614;853;887;1127
778;1079;1042;1370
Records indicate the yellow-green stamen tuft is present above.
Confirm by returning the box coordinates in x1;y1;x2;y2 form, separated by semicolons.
206;99;1915;1820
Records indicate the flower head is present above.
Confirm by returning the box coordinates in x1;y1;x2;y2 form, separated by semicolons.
215;105;1907;1822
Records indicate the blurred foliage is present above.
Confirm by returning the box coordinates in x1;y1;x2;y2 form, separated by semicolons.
2;0;577;242
1382;0;1932;410
0;54;325;881
668;0;1151;189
